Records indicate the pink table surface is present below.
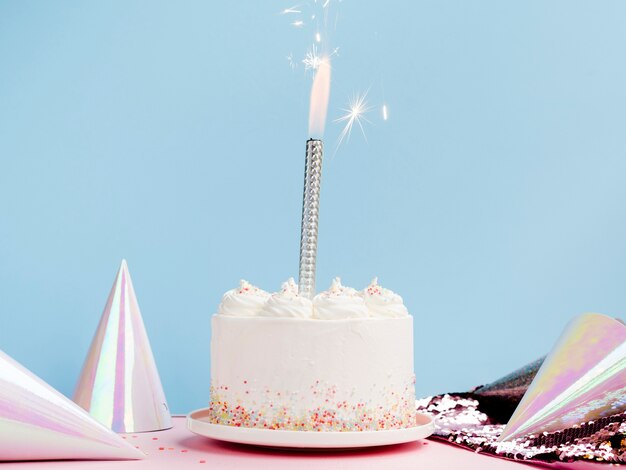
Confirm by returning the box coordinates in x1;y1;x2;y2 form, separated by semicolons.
1;417;602;469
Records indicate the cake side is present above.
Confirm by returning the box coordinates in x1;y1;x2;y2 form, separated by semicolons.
209;315;416;431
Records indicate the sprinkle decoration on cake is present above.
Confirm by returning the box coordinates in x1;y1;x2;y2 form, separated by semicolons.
209;278;416;432
208;379;416;431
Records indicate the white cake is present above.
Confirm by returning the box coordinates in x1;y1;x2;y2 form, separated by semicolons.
209;278;416;432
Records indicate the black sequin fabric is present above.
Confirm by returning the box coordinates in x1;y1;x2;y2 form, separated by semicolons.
417;359;626;464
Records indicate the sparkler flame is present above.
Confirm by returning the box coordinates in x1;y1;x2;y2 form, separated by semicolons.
303;45;338;71
334;90;372;147
308;59;332;138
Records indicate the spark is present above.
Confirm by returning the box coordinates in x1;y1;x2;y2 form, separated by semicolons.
316;32;321;42
334;91;372;148
281;5;301;14
292;20;304;28
303;44;324;70
303;45;339;71
287;53;297;70
382;104;388;121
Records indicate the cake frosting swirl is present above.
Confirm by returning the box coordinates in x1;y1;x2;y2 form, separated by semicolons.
361;277;409;318
313;277;369;319
259;278;313;319
216;278;410;320
217;280;270;317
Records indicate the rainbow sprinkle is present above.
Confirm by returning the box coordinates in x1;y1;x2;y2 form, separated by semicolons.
208;377;417;432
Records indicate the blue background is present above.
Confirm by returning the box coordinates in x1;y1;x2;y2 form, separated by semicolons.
1;1;626;414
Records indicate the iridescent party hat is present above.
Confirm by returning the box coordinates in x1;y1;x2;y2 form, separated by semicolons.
499;312;626;441
73;260;172;433
475;357;545;399
0;349;143;461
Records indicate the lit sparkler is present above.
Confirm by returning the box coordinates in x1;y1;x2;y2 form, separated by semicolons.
299;60;331;299
334;90;372;148
382;104;388;121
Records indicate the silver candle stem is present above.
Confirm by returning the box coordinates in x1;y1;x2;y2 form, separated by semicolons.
298;139;323;299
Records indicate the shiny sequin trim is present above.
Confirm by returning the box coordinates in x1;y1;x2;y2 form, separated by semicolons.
417;394;626;463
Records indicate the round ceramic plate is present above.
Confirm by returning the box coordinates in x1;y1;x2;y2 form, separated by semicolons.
186;408;434;449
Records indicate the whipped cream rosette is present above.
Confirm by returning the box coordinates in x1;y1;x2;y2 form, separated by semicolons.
259;278;313;319
313;277;369;319
217;280;270;317
361;278;409;318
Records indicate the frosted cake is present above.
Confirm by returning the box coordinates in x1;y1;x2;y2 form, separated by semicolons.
209;278;416;432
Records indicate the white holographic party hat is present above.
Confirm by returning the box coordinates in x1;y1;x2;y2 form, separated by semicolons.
0;349;143;461
73;260;172;433
499;313;626;442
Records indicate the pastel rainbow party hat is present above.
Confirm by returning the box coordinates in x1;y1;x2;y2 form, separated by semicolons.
0;349;143;461
499;312;626;441
73;260;172;433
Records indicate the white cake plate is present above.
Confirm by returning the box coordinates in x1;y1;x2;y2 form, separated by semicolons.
186;408;434;449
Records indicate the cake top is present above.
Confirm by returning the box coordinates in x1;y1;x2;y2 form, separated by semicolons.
218;280;270;317
313;277;369;320
217;277;410;320
278;277;299;297
259;278;313;319
361;277;410;318
326;277;360;296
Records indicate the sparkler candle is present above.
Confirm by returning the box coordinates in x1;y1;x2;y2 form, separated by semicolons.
298;59;331;299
